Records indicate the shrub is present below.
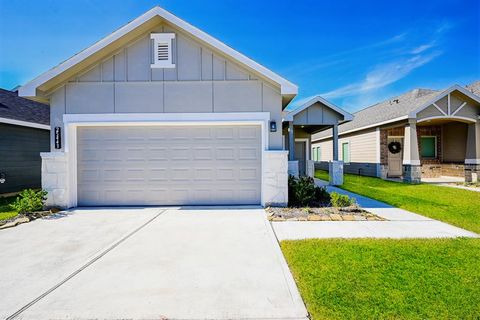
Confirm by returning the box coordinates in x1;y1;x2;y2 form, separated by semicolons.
330;192;355;207
288;175;331;207
10;189;48;215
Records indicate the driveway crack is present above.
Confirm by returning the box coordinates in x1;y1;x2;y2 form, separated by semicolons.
6;209;166;320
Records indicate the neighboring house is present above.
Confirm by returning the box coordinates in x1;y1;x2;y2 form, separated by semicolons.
18;6;351;208
0;88;50;194
312;81;480;183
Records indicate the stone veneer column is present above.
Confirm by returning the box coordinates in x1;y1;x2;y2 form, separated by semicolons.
329;160;343;185
263;151;288;207
465;122;480;182
288;161;299;177
41;152;70;209
402;119;421;183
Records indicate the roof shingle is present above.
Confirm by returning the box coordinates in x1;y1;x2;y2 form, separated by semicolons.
313;81;480;140
0;88;49;125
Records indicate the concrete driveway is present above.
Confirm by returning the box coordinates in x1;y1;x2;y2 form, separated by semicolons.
0;207;307;320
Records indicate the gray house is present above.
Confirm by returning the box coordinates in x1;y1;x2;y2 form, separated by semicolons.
0;88;50;194
18;6;351;208
312;81;480;183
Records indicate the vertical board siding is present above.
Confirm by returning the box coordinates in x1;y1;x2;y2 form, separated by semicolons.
0;124;50;194
52;21;283;150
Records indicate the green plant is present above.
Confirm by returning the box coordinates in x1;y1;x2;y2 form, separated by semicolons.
10;189;48;215
330;192;355;207
288;175;331;207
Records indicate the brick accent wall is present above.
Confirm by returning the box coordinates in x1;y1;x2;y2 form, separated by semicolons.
380;126;405;165
417;125;442;164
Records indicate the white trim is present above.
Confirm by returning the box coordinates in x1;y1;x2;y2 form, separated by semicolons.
465;159;480;165
375;127;381;163
19;6;297;97
283;95;353;122
451;101;467;116
0;117;50;130
341;141;351;164
417;115;476;124
409;85;480;118
432;102;447;116
150;33;175;68
447;93;451;115
402;160;421;165
312;115;409;142
63;112;270;208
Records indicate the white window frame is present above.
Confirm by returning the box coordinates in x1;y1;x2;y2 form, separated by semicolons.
342;141;351;164
150;33;175;68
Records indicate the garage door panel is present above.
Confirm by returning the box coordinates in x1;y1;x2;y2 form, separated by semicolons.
77;125;261;206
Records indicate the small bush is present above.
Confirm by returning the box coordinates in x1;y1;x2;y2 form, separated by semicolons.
330;192;355;207
10;189;48;215
288;175;331;207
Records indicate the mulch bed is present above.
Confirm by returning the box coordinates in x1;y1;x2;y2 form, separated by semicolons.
267;206;385;221
0;209;60;230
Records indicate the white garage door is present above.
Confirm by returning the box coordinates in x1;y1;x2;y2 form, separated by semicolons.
77;125;262;206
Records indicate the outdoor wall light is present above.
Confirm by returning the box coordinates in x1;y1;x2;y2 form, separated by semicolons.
269;121;277;132
0;172;6;184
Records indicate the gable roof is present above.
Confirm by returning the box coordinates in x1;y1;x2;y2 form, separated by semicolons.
283;95;353;122
0;88;50;130
313;81;480;141
408;84;480;118
19;6;297;101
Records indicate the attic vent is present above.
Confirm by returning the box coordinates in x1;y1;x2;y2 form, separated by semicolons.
151;33;175;68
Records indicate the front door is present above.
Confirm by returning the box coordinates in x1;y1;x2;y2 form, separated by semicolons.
295;141;306;176
387;138;403;177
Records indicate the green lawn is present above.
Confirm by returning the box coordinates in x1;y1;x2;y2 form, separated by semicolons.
282;238;480;320
315;170;480;234
0;196;18;221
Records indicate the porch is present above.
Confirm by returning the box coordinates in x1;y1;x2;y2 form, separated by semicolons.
381;86;480;183
282;96;353;185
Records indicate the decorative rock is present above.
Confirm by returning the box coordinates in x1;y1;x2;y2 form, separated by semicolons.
343;215;355;221
320;215;332;221
354;216;367;221
307;215;322;221
271;217;287;222
330;214;342;221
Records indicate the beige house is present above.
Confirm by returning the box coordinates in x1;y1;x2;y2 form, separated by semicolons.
312;81;480;183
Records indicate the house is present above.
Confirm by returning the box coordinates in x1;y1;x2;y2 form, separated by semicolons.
18;6;351;208
312;81;480;183
0;88;50;194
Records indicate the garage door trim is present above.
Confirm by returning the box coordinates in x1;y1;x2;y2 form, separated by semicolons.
63;112;271;207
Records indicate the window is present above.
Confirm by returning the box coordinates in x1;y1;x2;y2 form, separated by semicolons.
316;147;321;162
342;142;350;163
150;33;175;68
312;147;321;161
420;136;436;158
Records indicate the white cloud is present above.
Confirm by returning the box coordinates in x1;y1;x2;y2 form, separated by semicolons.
321;51;442;99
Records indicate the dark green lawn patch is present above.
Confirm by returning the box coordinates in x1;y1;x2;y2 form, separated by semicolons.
0;196;18;221
282;238;480;320
315;170;480;234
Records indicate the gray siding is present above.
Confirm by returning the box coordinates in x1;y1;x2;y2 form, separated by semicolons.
49;22;283;150
312;128;379;177
0;123;50;194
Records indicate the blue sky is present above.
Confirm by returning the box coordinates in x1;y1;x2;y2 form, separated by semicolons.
0;0;478;112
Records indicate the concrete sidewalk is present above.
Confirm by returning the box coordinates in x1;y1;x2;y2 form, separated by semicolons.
272;179;478;240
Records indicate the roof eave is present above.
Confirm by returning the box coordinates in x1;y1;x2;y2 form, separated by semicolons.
18;6;297;100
